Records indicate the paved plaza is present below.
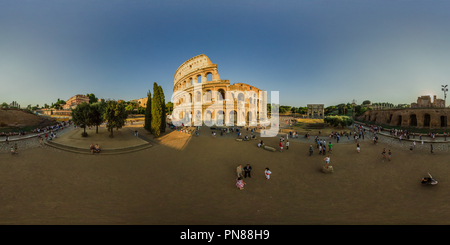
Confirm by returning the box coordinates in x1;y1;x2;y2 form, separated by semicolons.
1;119;450;224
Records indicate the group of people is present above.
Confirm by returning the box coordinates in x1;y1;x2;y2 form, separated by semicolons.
236;164;271;190
89;143;101;154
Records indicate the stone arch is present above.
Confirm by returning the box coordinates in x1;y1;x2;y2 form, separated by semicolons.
229;110;237;125
441;116;447;127
197;75;202;83
424;114;431;127
409;114;417;126
217;110;224;126
238;93;245;103
247;111;253;122
204;90;212;102
217;89;225;101
205;110;213;124
206;72;213;81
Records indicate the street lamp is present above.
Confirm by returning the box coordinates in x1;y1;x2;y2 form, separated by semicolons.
442;85;448;107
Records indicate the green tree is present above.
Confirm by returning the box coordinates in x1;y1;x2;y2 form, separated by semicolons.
362;100;371;105
165;101;173;115
151;83;162;137
159;85;166;133
71;102;92;137
90;102;106;133
144;90;152;132
1;102;8;108
86;93;99;104
103;100;127;138
125;104;134;115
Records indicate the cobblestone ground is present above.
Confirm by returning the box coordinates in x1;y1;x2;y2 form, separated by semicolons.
0;126;74;154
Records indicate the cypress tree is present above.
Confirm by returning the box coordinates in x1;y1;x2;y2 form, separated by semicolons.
151;83;162;137
159;85;166;133
144;90;152;132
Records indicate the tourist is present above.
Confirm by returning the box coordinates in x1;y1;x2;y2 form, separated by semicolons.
328;142;333;154
236;177;246;190
94;144;101;154
265;168;272;180
413;141;416;148
40;137;43;145
90;143;95;154
319;144;322;155
431;144;434;154
244;164;252;178
382;148;386;162
258;140;262;148
279;140;283;152
357;142;360;153
237;165;243;178
286;140;289;150
11;145;16;155
410;144;413;153
309;145;313;156
388;150;392;161
324;155;330;165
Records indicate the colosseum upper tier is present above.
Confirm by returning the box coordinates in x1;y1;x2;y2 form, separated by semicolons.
172;54;268;126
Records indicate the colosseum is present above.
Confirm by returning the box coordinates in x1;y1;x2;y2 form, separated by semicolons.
171;54;269;127
357;108;450;129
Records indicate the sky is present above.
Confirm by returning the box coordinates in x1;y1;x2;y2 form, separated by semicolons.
1;0;450;108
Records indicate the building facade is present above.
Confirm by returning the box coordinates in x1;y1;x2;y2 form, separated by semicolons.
172;54;268;126
63;94;90;110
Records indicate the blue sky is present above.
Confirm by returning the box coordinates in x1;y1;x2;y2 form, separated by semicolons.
1;0;450;108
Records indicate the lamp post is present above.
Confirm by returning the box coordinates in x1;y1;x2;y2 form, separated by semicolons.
442;85;448;107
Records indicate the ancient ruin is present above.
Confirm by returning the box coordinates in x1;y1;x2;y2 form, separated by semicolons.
357;108;450;129
172;54;268;126
411;95;445;108
307;104;324;119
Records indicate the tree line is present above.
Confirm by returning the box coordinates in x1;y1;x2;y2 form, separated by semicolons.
71;83;167;138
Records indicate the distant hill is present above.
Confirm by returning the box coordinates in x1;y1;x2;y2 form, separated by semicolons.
0;109;56;129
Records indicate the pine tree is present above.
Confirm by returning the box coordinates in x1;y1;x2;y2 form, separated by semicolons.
151;83;162;138
159;85;166;133
144;90;152;132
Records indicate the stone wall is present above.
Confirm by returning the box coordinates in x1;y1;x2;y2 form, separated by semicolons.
357;108;450;129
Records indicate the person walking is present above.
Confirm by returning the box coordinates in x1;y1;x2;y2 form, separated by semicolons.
309;145;313;156
244;164;252;178
382;148;386;162
328;142;333;154
237;165;243;178
279;141;283;153
265;168;272;180
286;140;289;150
388;150;392;161
357;142;360;153
410;144;413;153
236;177;246;190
